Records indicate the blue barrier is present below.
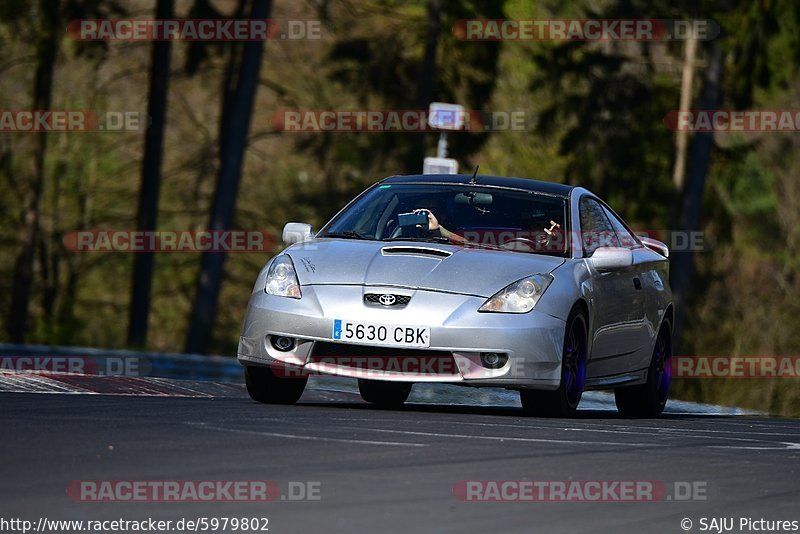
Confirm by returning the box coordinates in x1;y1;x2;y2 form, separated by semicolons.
0;343;242;383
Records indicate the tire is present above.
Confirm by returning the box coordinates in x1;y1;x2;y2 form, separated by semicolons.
614;321;672;417
358;379;412;407
520;308;588;417
244;365;307;404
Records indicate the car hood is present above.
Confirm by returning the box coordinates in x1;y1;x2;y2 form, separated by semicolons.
285;239;565;298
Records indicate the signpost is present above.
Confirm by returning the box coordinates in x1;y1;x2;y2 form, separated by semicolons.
423;102;464;174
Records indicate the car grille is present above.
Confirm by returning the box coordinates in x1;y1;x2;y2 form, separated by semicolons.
309;342;459;375
364;293;411;307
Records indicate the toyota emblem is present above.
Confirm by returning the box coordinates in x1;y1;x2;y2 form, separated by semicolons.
378;294;397;306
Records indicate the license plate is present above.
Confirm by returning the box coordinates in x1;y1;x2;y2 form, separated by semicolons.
332;319;430;348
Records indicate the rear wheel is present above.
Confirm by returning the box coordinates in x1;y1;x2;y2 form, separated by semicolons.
358;379;412;407
244;365;307;404
614;321;672;417
520;308;588;417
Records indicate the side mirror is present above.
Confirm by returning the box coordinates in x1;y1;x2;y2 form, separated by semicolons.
590;247;633;272
282;222;313;245
639;236;669;258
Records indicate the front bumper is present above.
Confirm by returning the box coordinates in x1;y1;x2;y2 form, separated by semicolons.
237;285;566;390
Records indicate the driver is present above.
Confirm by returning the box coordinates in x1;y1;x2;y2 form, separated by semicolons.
417;209;562;251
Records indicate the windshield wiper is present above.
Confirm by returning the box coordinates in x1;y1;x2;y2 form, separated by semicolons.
322;231;371;240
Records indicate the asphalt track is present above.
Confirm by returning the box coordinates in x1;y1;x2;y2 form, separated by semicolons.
2;374;800;534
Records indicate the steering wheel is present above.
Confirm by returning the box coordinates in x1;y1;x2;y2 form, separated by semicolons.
381;219;402;239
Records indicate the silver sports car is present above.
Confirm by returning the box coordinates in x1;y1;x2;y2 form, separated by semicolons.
238;174;673;417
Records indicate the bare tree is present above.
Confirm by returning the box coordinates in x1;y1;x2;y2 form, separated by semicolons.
127;0;176;347
671;44;725;350
672;35;697;190
406;0;441;173
7;0;61;342
184;0;272;354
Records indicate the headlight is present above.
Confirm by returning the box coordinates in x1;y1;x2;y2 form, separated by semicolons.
265;255;301;298
478;274;553;313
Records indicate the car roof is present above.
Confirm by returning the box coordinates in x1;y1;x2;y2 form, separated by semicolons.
381;174;574;197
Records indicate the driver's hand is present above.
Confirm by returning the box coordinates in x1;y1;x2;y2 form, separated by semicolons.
413;209;439;230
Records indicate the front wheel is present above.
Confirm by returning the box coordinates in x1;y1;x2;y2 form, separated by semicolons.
520;308;588;417
614;321;672;417
245;365;307;404
358;379;412;408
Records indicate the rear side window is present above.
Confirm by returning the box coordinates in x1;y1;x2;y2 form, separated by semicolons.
579;197;619;256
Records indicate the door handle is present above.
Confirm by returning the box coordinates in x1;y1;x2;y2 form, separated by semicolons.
633;277;642;290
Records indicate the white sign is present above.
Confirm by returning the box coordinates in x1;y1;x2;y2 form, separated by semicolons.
428;102;466;130
423;157;458;175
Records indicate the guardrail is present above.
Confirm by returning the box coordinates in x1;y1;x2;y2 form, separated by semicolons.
0;343;242;382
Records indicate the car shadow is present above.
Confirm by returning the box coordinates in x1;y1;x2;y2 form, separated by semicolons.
294;398;740;420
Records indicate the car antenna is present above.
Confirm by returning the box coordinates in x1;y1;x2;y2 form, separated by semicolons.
470;164;479;184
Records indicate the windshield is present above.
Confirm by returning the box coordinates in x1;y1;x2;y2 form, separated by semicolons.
320;182;569;257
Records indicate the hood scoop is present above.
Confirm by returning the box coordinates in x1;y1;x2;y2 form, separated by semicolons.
381;246;452;258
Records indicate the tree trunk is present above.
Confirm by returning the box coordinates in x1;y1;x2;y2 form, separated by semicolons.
127;0;175;348
405;0;441;174
184;0;272;354
671;44;725;352
7;0;60;342
672;35;697;190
